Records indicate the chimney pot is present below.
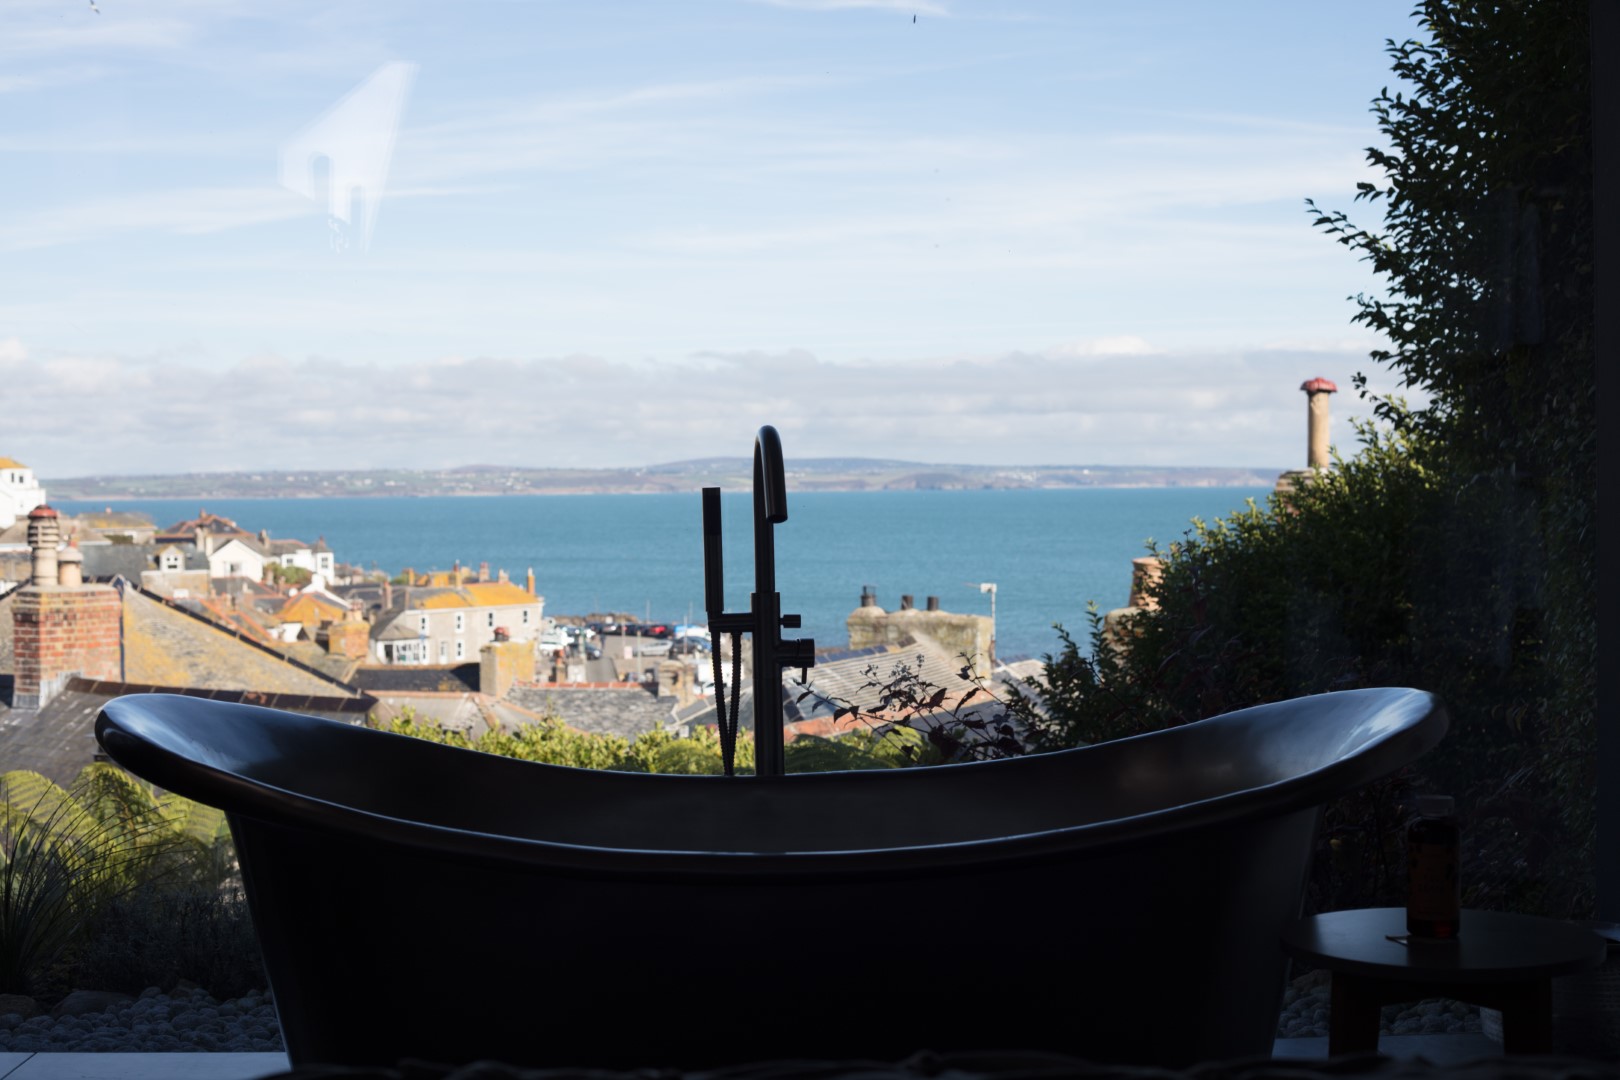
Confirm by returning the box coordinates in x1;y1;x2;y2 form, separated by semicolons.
900;594;914;610
26;505;61;586
926;595;940;612
57;544;84;588
1302;376;1338;470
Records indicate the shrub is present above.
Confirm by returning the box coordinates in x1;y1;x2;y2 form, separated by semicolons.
0;765;232;996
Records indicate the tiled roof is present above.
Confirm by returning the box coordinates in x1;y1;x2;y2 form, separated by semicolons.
277;591;349;626
508;683;676;739
0;457;26;470
77;511;154;529
120;585;362;697
417;583;537;609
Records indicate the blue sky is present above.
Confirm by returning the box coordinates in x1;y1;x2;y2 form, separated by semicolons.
1;0;1426;475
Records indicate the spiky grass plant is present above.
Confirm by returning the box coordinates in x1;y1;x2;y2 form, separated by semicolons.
0;767;191;995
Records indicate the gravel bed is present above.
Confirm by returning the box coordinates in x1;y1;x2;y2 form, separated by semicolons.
0;972;1483;1052
1277;968;1484;1039
0;985;284;1053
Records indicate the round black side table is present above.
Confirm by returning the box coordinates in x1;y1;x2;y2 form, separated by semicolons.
1280;908;1606;1056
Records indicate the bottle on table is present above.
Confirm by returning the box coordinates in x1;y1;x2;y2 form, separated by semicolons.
1407;794;1461;940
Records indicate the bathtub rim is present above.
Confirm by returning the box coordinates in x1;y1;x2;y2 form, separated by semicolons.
95;686;1445;881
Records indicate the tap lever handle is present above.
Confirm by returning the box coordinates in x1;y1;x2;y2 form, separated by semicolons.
702;487;725;615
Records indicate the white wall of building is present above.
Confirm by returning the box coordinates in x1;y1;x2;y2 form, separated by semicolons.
0;462;46;529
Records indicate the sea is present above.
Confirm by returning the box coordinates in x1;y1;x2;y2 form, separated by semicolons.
57;488;1270;662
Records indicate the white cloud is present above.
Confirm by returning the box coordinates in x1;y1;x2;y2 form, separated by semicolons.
0;339;1394;477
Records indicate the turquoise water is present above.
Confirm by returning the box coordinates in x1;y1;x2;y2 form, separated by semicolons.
58;488;1268;661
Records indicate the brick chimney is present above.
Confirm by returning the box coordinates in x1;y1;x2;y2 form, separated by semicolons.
324;604;371;660
11;506;121;710
526;567;536;596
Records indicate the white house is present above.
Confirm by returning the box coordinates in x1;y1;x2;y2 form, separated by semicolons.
261;534;337;579
0;457;46;529
207;536;270;580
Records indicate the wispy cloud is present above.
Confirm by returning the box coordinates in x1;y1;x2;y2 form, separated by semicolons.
752;0;952;15
0;186;309;252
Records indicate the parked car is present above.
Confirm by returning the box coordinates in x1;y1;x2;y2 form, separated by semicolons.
635;639;673;657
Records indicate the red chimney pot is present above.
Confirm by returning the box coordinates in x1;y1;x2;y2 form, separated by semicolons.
1300;377;1338;394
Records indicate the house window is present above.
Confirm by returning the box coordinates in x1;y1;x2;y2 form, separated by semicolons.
419;614;428;632
522;610;529;624
438;641;447;662
455;613;465;633
487;612;495;627
455;641;464;660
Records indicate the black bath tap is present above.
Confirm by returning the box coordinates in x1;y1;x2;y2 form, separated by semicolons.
702;425;815;776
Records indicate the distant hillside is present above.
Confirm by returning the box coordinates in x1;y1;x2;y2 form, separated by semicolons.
46;459;1282;500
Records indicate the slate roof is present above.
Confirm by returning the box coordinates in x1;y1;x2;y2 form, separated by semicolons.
673;639;1035;747
368;691;551;741
672;684;754;735
0;676;371;787
508;683;677;739
349;663;481;694
80;543;158;581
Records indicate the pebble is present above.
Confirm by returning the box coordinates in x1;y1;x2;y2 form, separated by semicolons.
0;987;283;1053
0;973;1482;1052
1277;969;1483;1038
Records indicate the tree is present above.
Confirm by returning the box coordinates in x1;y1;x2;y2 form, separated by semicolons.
1026;0;1594;916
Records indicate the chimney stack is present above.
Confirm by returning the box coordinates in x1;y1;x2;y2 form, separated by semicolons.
900;594;914;611
1301;377;1338;469
12;508;120;709
860;586;877;608
925;595;940;612
479;561;490;583
526;568;536;596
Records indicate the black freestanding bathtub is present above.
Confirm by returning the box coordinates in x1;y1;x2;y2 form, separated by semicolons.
96;687;1444;1069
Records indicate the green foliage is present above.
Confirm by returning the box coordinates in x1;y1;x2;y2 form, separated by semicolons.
0;765;233;995
68;885;263;1002
377;706;939;775
1025;0;1593;917
263;563;312;588
793;658;1025;764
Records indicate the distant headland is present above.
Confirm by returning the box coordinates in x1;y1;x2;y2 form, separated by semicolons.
43;459;1281;500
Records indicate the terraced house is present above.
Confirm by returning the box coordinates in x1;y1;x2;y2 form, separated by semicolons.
371;577;543;665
